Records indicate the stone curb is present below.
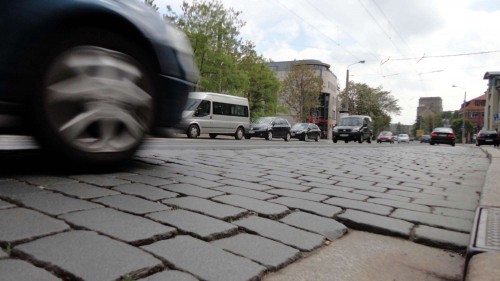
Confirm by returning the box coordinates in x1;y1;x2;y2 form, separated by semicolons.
465;146;500;281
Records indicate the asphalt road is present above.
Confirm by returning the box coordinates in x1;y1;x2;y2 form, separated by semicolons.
0;134;489;281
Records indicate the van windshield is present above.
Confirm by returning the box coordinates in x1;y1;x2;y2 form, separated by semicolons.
185;98;201;111
339;117;363;126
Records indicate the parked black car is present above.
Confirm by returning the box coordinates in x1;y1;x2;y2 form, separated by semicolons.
430;127;455;146
0;0;199;167
420;135;431;143
476;130;499;147
332;115;372;143
246;117;291;141
290;123;321;141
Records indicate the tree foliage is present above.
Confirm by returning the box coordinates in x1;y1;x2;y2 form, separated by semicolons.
339;81;401;136
279;64;323;122
164;0;280;117
451;118;474;143
144;0;159;11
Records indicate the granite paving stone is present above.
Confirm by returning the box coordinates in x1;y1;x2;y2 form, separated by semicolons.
387;189;445;200
269;196;342;217
13;175;77;187
263;180;310;191
352;190;411;202
280;212;347;241
323;197;393;215
115;174;177;186
263;175;304;184
10;192;102;216
0;198;14;210
15;231;162;281
391;209;473;233
60;208;176;245
160;183;224;199
267;170;305;179
337;209;414;237
169;176;223;188
266;189;328;202
0;259;60;281
432;207;475;221
216;179;270;191
413;225;470;250
113;183;178;201
0;181;45;198
45;182;120;199
212;194;289;217
374;183;421;192
233;216;325;251
133;168;179;179
367;198;431;213
211;233;300;269
213;186;277;200
142;235;266;281
301;181;352;192
297;175;338;186
93;194;171;215
221;173;268;182
137;270;198;281
0;208;69;244
162;196;247;220
309;188;368;201
335;181;387;193
147;209;237;240
69;174;130;187
412;198;478;211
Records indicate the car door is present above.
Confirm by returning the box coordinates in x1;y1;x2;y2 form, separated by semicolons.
193;100;213;133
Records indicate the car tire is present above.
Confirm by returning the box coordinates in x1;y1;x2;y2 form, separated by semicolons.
266;131;273;141
358;135;363;143
452;142;455;147
345;140;349;143
430;142;435;145
315;135;319;142
187;124;200;138
333;139;337;143
367;136;371;144
31;28;155;168
476;142;480;146
284;132;291;141
234;128;244;140
209;133;217;139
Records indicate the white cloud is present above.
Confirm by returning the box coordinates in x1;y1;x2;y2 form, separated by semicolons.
155;0;500;124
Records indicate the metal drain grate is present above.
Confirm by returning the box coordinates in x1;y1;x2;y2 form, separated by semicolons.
475;207;500;250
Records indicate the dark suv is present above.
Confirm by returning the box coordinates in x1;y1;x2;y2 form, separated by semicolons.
332;115;373;143
245;117;291;141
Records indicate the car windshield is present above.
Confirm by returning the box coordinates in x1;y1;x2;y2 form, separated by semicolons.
253;117;275;124
379;131;391;136
291;123;309;130
399;134;408;137
339;117;362;126
184;98;201;111
434;128;452;133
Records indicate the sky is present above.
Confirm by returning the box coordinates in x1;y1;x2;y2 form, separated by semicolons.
155;0;500;125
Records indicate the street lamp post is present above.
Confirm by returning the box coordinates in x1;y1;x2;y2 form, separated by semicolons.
452;85;467;144
342;60;365;113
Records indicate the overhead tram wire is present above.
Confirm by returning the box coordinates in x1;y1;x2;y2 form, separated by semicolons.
391;49;500;61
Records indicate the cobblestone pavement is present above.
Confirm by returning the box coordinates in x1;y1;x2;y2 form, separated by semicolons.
0;143;489;281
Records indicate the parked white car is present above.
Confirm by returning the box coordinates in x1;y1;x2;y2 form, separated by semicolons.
397;134;410;143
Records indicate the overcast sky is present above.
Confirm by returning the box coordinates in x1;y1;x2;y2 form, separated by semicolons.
156;0;500;125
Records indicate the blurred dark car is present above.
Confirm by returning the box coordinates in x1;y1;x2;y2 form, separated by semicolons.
476;130;499;147
430;127;455;146
0;1;199;167
245;117;291;141
420;135;431;143
290;123;321;141
376;131;394;143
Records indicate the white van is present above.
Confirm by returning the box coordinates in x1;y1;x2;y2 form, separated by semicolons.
177;92;250;139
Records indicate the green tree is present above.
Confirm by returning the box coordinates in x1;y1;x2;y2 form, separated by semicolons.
340;81;401;136
279;64;323;122
144;0;159;11
451;119;474;143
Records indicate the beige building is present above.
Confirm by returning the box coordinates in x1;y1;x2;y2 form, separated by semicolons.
483;72;500;131
268;60;339;139
416;97;443;117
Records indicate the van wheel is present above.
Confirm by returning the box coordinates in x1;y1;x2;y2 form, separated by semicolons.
234;128;244;140
209;134;217;139
266;131;273;141
187;125;199;138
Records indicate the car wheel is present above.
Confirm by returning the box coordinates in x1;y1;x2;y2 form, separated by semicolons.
476;142;480;146
358;135;363;143
430;142;435;145
452;142;455;147
315;135;319;142
284;132;291;141
367;136;371;144
345;140;349;143
333;139;337;143
186;124;199;138
266;131;273;141
209;133;217;139
234;127;244;140
32;29;154;167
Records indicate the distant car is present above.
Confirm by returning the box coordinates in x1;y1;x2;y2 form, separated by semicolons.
430;127;455;146
476;130;499;147
392;135;398;142
0;0;199;167
246;117;291;141
420;135;431;143
377;131;394;143
332;115;372;143
290;123;321;141
397;134;410;143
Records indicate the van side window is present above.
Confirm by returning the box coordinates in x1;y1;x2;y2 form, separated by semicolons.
213;102;249;117
195;100;211;116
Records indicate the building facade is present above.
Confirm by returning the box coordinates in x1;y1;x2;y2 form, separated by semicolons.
416;97;443;117
459;94;486;134
483;72;500;131
268;60;339;139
